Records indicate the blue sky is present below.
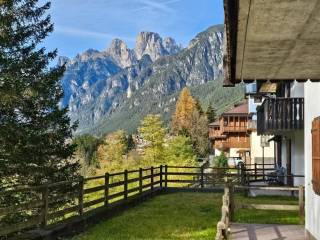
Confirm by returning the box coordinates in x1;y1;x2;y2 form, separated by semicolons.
43;0;224;59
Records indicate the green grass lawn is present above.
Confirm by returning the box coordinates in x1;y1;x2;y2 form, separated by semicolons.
71;192;301;240
71;192;222;240
234;194;300;225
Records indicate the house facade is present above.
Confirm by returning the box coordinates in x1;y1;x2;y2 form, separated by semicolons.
209;101;275;165
209;102;251;162
223;0;320;238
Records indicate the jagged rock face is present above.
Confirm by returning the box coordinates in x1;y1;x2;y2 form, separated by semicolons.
60;25;226;135
135;32;181;61
106;39;137;68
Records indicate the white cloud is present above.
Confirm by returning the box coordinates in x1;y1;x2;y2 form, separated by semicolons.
54;25;135;43
132;0;182;13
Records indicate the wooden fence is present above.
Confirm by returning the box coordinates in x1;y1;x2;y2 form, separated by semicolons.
0;164;305;237
0;165;236;237
215;184;305;240
215;184;234;240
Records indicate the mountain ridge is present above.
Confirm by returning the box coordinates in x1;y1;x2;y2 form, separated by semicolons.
59;24;244;136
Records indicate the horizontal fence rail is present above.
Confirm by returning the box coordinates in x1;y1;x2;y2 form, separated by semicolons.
0;164;305;237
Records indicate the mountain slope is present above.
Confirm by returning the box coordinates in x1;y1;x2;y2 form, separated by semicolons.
71;25;243;135
60;24;244;136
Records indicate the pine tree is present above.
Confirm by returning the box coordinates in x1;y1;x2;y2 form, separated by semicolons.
194;98;204;115
126;134;135;152
206;104;216;123
172;87;196;134
0;0;79;188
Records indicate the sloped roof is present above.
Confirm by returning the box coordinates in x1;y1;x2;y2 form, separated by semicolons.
223;102;248;115
209;121;220;126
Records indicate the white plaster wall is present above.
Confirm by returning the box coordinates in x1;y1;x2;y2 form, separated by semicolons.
250;132;275;165
214;148;222;157
291;131;305;186
304;82;320;239
290;81;304;98
230;148;240;158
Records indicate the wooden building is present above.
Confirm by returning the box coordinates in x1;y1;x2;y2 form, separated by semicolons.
209;102;251;162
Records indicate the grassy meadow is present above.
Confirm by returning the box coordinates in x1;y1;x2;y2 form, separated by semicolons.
70;192;300;240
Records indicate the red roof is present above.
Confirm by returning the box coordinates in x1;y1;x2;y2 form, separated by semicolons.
223;102;248;115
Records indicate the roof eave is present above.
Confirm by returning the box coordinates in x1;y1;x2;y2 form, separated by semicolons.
223;0;239;87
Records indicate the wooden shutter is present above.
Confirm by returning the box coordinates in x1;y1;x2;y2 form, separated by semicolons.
312;117;320;195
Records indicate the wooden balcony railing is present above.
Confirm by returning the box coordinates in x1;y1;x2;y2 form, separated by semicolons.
221;125;248;133
257;97;304;135
215;141;250;150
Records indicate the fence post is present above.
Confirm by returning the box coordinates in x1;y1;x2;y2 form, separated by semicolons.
78;177;84;216
200;165;204;188
139;168;143;194
104;173;109;206
165;165;168;188
41;185;49;228
254;163;257;180
229;184;234;221
299;185;304;223
124;170;128;200
160;165;163;188
151;166;154;192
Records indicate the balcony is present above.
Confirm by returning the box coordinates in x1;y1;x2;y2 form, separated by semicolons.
257;97;304;135
215;141;250;150
221;125;248;133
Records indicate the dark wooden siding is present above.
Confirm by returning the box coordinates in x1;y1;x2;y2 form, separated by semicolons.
312;117;320;195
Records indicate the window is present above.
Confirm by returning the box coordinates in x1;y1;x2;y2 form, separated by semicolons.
312;117;320;195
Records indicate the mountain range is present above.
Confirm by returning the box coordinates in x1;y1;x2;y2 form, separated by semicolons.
59;24;244;136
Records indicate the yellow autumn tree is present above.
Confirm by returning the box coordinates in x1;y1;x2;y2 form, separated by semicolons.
97;130;127;173
172;87;197;134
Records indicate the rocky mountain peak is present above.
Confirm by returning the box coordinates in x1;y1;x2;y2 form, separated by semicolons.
106;38;137;68
57;56;70;66
163;37;181;55
135;31;169;61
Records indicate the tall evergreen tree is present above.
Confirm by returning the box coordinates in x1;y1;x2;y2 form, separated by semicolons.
206;104;216;123
0;0;79;188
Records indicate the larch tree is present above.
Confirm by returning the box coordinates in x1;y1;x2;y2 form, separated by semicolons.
172;87;196;135
138;114;166;166
98;130;127;172
0;0;79;189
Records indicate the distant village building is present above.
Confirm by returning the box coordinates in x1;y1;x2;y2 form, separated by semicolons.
209;101;275;165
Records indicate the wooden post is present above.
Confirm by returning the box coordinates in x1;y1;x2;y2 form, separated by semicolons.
165;165;168;188
229;184;235;221
78;177;84;216
254;163;257;180
104;173;109;206
139;168;143;194
299;185;304;223
151;166;154;192
41;185;49;227
124;170;128;200
200;166;204;188
160;165;163;188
